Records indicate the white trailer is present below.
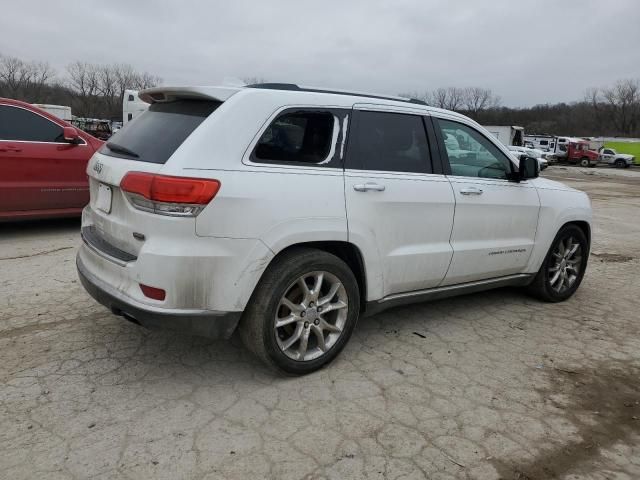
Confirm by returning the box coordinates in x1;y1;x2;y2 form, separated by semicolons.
482;125;524;146
123;90;149;124
32;104;72;121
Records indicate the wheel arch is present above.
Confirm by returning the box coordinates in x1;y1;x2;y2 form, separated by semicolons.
561;220;591;248
263;241;368;313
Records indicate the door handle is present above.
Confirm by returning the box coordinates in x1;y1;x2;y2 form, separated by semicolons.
0;146;22;153
460;187;484;195
353;183;386;192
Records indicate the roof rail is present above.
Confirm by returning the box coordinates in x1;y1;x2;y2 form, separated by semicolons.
245;83;428;106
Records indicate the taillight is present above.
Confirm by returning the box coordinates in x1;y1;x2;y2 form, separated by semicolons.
120;172;220;216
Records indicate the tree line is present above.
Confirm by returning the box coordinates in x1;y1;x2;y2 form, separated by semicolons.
405;80;640;137
0;53;160;121
1;52;639;136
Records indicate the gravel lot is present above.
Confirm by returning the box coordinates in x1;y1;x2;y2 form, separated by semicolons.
1;166;639;480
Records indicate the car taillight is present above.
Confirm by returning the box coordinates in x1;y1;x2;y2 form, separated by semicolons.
120;172;220;217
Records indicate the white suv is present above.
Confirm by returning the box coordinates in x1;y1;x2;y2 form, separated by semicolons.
77;83;592;374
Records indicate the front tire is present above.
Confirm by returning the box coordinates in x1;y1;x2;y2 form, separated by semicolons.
527;224;589;302
615;159;626;168
580;157;591;168
239;248;360;375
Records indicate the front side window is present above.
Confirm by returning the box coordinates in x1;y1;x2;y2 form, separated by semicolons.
604;149;614;155
436;119;512;180
0;105;64;142
346;110;431;174
254;111;335;164
540;140;549;145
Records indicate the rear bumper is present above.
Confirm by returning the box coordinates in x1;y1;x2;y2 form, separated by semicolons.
77;253;241;339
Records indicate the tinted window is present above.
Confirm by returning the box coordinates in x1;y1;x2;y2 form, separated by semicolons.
254;111;334;163
100;100;220;164
0;105;64;142
347;111;431;173
437;119;512;179
540;140;548;145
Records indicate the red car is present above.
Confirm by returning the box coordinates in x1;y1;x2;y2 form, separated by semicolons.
0;98;103;221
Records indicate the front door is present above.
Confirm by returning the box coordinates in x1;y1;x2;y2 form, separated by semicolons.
344;108;455;299
434;117;540;285
0;104;90;214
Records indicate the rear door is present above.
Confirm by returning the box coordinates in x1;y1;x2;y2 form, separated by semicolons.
0;104;90;213
433;117;540;285
344;107;455;298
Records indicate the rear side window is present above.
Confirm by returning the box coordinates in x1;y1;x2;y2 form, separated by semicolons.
346;110;432;174
253;111;335;164
0;105;64;142
100;100;220;164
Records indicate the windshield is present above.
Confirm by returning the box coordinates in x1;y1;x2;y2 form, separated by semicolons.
100;99;221;164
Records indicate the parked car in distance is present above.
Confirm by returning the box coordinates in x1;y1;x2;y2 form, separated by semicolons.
0;98;104;221
599;147;635;168
77;83;592;375
72;118;113;141
507;145;549;170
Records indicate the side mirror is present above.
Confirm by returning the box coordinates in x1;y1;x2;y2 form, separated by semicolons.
519;156;539;180
63;126;82;144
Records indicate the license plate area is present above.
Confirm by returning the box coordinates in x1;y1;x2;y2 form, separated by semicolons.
96;183;112;214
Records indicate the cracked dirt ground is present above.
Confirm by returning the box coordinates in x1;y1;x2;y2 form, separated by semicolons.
1;167;639;480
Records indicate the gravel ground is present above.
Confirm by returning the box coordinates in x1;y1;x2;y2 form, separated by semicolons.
1;166;639;480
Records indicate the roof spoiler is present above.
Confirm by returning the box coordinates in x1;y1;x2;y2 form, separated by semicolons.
138;86;241;104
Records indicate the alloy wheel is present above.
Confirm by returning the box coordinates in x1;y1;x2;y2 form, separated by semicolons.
548;236;583;294
274;271;348;361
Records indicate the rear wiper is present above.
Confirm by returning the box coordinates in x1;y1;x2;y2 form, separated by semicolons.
106;142;139;158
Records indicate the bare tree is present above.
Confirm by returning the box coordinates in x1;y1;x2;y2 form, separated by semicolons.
29;61;55;101
600;79;640;135
0;55;55;101
67;61;160;118
428;87;465;111
462;87;500;115
66;61;102;116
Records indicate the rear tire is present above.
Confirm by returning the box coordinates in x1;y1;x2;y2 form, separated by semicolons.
239;248;360;375
527;224;589;302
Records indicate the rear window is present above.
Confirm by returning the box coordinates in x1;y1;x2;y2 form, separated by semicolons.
253;111;334;164
100;100;220;164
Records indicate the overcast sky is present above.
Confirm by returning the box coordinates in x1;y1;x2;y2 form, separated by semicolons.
1;0;639;106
